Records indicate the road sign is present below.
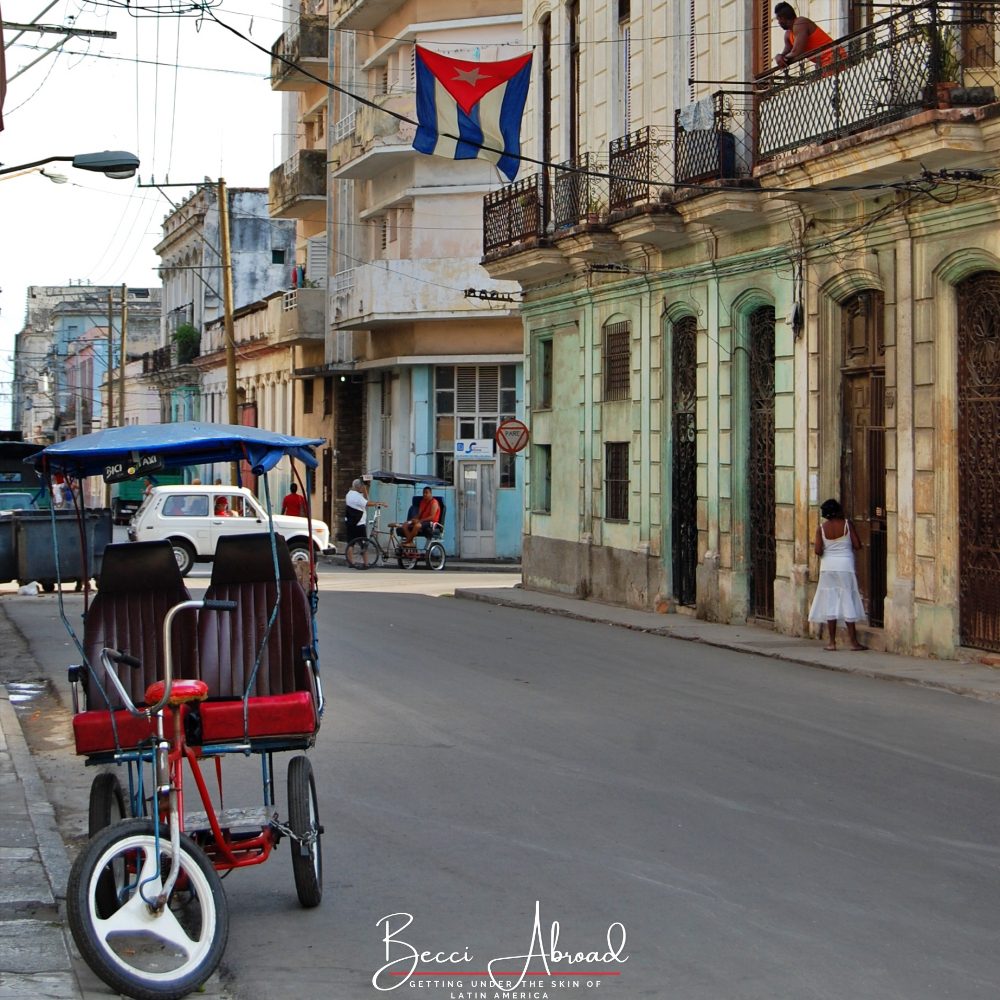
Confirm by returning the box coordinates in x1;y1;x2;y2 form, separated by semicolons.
495;418;530;454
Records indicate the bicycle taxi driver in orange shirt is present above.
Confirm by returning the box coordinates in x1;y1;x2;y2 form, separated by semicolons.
774;3;845;70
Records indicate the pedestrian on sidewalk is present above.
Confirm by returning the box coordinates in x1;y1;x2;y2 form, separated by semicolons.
808;497;867;651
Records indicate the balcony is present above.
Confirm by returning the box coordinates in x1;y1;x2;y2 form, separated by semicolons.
269;287;325;346
754;0;1000;190
483;111;752;264
142;346;173;374
269;148;327;220
332;258;518;329
270;16;329;91
331;92;417;180
332;0;402;31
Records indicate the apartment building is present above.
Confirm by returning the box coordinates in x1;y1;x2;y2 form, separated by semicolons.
279;0;525;556
483;0;1000;658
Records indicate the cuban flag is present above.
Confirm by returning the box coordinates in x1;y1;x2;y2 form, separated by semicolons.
413;46;532;182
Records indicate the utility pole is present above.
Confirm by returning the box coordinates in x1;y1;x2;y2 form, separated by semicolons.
118;284;128;427
218;178;239;484
106;289;114;429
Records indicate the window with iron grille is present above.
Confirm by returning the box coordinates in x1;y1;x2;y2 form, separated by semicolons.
302;379;314;414
605;442;629;521
533;444;551;512
535;338;553;409
602;320;630;401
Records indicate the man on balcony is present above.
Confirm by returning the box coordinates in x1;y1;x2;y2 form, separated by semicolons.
774;3;844;70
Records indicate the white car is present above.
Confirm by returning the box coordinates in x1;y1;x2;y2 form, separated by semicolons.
128;485;333;576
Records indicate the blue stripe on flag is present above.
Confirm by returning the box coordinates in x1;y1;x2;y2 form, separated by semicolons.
413;55;440;154
496;61;532;181
455;103;485;161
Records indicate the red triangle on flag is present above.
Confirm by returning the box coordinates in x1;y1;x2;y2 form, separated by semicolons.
416;46;532;116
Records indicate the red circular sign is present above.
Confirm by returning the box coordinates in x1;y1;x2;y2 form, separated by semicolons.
495;418;530;455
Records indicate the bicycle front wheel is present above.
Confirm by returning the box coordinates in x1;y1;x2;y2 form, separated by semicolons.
346;537;379;569
67;819;229;1000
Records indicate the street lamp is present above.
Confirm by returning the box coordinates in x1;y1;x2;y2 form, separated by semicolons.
0;150;140;179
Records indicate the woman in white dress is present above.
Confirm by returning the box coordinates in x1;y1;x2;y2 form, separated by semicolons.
808;498;867;651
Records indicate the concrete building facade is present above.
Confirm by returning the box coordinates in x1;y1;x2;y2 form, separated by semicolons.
483;0;1000;658
321;0;526;556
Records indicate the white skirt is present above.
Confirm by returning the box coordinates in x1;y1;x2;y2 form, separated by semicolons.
808;570;867;624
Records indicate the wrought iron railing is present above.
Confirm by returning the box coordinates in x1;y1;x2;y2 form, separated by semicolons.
553;153;609;229
142;346;173;374
756;0;1000;160
483;173;547;256
608;126;674;212
674;92;754;188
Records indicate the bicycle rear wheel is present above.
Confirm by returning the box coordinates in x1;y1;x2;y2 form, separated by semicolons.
346;537;379;569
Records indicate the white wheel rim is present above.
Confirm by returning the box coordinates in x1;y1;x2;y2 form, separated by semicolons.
85;833;218;984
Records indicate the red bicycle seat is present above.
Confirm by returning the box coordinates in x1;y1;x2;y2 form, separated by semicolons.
145;679;209;706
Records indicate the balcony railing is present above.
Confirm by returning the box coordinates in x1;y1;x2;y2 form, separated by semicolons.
609;126;674;212
755;0;1000;160
484;173;548;256
142;346;173;374
333;110;357;143
553;152;609;229
674;92;754;190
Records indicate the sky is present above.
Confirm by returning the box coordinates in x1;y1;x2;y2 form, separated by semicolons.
0;0;288;430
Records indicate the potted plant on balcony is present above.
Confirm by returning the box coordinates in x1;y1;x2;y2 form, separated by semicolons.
927;24;962;107
584;196;608;224
173;323;201;365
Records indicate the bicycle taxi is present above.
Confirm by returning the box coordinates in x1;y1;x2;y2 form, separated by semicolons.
32;422;326;1000
345;469;450;571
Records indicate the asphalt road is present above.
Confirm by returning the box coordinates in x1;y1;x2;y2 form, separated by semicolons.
4;581;1000;1000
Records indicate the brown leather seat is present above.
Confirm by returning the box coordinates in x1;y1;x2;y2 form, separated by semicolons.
74;541;195;755
197;533;319;744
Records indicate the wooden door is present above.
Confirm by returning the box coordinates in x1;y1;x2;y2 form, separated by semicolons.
840;291;887;626
957;271;1000;651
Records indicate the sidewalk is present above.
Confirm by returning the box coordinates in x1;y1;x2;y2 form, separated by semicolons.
454;585;1000;703
0;688;77;999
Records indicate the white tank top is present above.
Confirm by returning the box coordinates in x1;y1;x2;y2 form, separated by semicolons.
821;520;856;572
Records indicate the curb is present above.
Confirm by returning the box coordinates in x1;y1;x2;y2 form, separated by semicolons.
0;696;73;901
454;589;1000;705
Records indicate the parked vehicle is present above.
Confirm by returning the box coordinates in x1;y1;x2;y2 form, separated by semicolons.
110;472;183;525
128;484;333;576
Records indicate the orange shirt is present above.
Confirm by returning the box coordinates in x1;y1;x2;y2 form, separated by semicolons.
786;23;845;67
418;496;441;523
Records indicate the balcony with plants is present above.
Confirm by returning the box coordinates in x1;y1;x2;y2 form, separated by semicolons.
754;0;1000;188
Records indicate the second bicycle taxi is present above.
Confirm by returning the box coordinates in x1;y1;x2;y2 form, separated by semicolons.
32;422;327;1000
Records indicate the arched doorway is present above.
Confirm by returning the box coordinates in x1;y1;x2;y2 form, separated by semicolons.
747;305;776;620
840;290;887;626
957;271;1000;651
672;315;698;606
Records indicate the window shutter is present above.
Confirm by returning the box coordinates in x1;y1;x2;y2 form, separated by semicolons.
307;236;327;288
457;367;478;411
